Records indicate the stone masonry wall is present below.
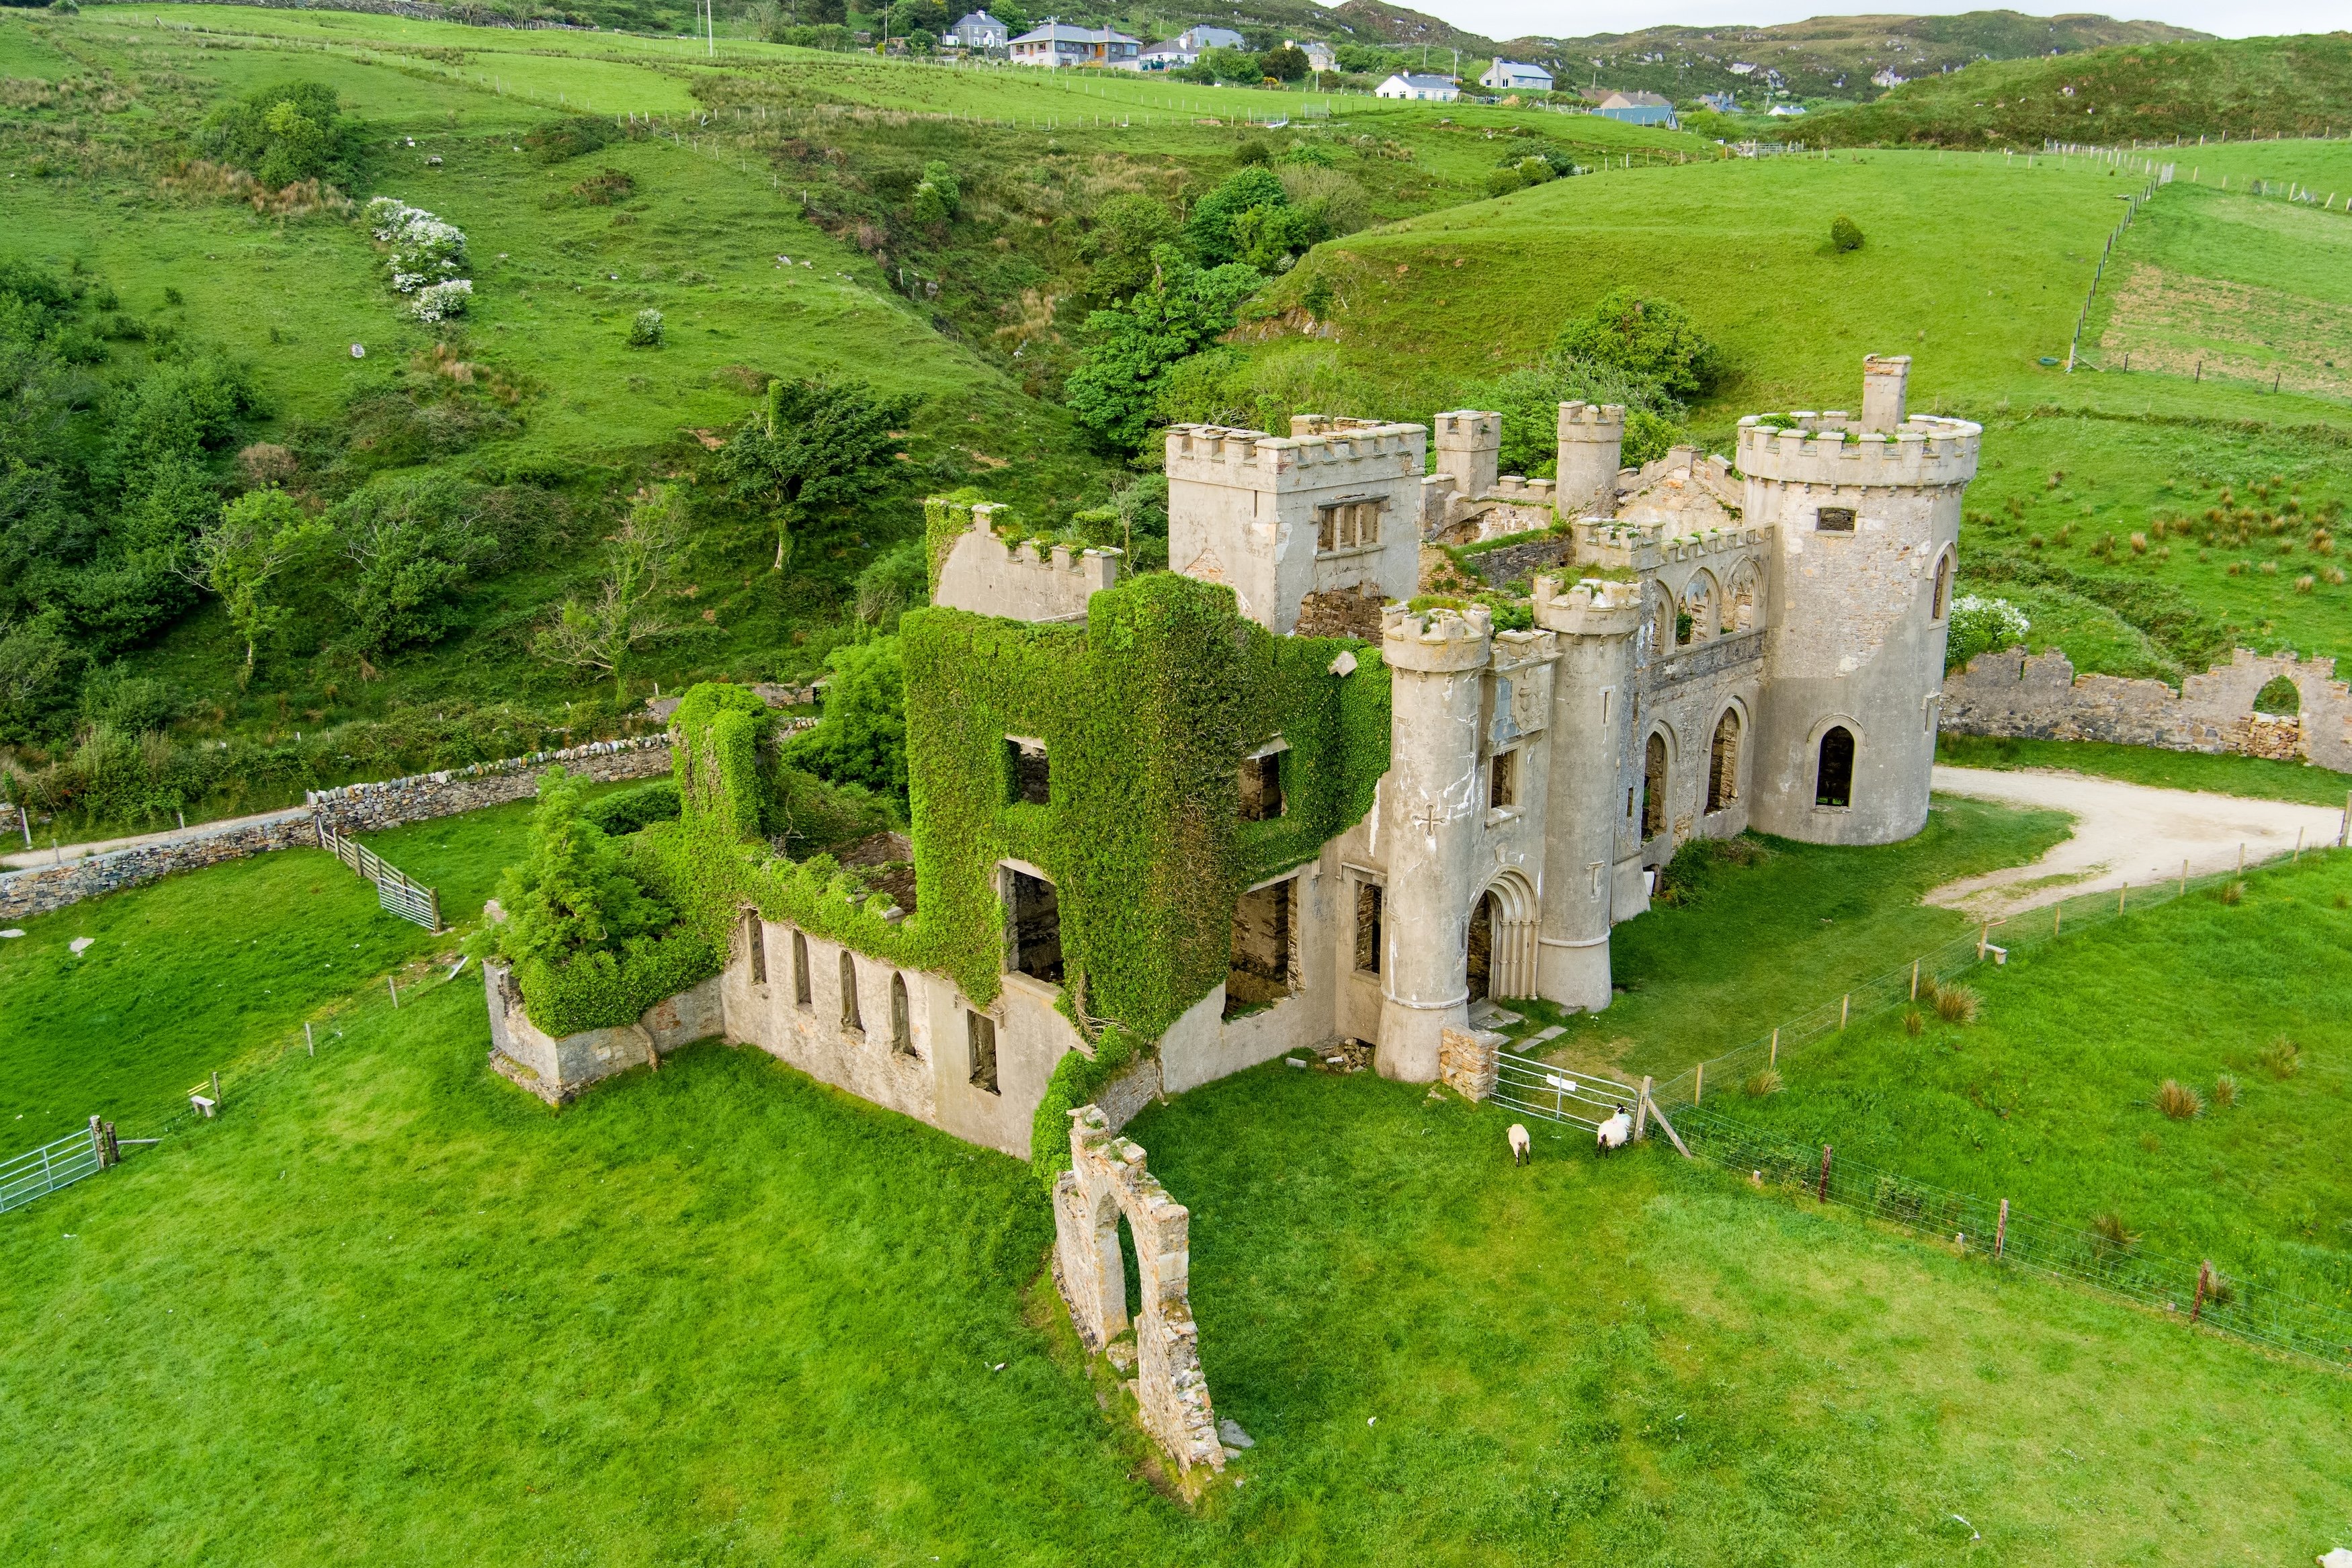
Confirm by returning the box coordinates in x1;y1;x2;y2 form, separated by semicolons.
308;736;672;833
1941;646;2352;772
0;808;319;922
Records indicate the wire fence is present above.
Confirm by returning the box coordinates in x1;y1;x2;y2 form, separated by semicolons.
1630;844;2352;1368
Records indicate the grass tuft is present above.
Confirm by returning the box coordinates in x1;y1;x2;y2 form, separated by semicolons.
2156;1078;2203;1120
1902;1006;1925;1036
1745;1068;1783;1097
2212;1074;2238;1109
1933;983;1980;1024
2218;879;2246;905
2256;1034;2302;1079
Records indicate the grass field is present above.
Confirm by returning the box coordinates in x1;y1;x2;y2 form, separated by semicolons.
1683;847;2352;1301
5;957;2351;1565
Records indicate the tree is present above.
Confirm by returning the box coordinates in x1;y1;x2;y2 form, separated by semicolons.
197;80;366;190
1550;289;1728;402
179;488;329;687
1186;166;1288;266
333;474;496;662
1079;193;1178;310
714;377;919;570
911;160;960;226
1259;44;1309;81
1064;246;1263;451
491;768;676;969
782;637;909;805
533;486;689;700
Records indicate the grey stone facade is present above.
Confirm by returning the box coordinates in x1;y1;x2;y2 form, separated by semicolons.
1941;646;2352;771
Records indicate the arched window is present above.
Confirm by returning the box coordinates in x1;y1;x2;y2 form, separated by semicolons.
840;950;862;1031
1728;562;1761;631
890;973;914;1055
792;932;812;1008
1465;893;1493;1003
1642;731;1669;838
1707;709;1740;812
1816;726;1855;809
1679;574;1715;645
745;913;766;986
1932;551;1954;621
1644;585;1673;663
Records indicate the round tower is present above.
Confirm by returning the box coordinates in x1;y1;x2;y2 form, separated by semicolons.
1374;603;1491;1083
1745;359;1980;845
1531;576;1641;1010
1554;401;1625;520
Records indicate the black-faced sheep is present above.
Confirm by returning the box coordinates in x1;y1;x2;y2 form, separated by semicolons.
1507;1123;1531;1166
1595;1106;1632;1156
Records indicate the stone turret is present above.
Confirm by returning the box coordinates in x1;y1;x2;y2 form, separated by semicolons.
1555;401;1626;520
1432;409;1501;500
1531;576;1642;1009
1374;603;1492;1082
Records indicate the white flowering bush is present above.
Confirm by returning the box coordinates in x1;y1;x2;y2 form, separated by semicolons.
1945;593;2031;672
627;308;664;348
412;278;473;322
364;195;468;292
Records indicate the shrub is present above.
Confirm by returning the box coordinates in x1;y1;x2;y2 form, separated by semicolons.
570;168;636;204
198;79;366;191
2091;1211;2138;1248
2211;1074;2238;1109
910;161;960;226
1551;288;1726;402
1944;594;2030;672
1484;165;1525;199
1744;1068;1783;1096
2257;1035;2300;1078
1829;213;1864;252
628;308;665;349
1933;984;1978;1024
581;778;681;836
2155;1078;2202;1119
364;197;468;292
411;279;472;322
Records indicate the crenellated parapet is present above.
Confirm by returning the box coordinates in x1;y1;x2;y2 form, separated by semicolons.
1380;601;1494;672
931;497;1124;624
1532;574;1644;637
1165;419;1425;494
1736;413;1982;490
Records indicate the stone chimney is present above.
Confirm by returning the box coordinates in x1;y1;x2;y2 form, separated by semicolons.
1861;354;1910;433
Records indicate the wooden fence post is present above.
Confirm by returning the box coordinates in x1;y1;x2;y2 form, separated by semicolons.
389;977;399;1008
1910;959;1919;1000
2191;1260;2215;1324
1816;1144;1833;1203
1694;1061;1704;1102
1994;1198;2008;1259
210;1070;221;1108
2119;881;2127;914
1977;922;1988;960
2054;901;2062;936
1840;994;1850;1029
1634;1076;1651;1141
304;1021;314;1057
1769;1027;1779;1067
89;1115;106;1168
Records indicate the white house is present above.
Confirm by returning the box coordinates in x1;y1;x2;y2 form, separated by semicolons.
1767;101;1808;116
1136;24;1243;69
1376;72;1460;102
1479;59;1554;92
950;9;1007;48
1302;38;1335;73
1592;89;1675;126
1009;19;1142;68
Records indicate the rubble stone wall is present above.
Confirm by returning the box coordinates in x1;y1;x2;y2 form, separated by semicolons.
0;809;319;922
310;735;673;833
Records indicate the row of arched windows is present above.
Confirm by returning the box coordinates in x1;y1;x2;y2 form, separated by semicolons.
1646;546;1954;656
1634;711;1859;838
744;915;915;1056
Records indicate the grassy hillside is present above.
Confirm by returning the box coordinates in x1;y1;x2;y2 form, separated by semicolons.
1808;34;2352;146
5;940;2349;1563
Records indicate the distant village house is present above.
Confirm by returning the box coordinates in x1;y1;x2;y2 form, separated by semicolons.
1591;89;1676;126
1376;72;1460;102
1478;59;1554;93
1009;18;1141;68
950;9;1007;49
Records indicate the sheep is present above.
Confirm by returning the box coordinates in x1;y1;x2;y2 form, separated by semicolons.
1595;1106;1632;1156
1507;1123;1531;1166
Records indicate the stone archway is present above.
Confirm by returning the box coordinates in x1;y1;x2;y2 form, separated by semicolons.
1474;868;1539;998
1052;1105;1225;1475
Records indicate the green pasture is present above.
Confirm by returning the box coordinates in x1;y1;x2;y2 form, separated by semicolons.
4;955;2349;1564
1687;847;2352;1302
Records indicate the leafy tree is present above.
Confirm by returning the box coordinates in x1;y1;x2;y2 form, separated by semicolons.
911;159;960;225
782;636;909;804
0;609;79;744
853;538;929;633
491;768;677;969
1550;289;1728;402
332;474;497;662
1079;193;1178;310
196;81;366;190
179;488;331;686
1186;45;1259;83
714;377;919;570
1187;166;1289;266
1260;44;1309;81
1064;246;1263;451
534;486;689;700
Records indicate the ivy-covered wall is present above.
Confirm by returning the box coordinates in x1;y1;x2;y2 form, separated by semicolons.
657;565;1392;1050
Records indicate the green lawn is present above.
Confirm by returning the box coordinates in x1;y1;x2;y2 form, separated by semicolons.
1685;848;2352;1305
1937;732;2352;808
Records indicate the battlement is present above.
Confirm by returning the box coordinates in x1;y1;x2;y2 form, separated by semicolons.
931;498;1124;623
1735;413;1980;490
1380;601;1493;672
1532;574;1643;636
1433;410;1501;449
1165;420;1426;492
1558;400;1627;439
1489;475;1557;504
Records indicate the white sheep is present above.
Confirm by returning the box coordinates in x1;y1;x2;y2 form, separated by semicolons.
1507;1123;1531;1166
1595;1106;1632;1156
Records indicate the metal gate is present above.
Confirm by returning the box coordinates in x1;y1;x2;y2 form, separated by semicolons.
318;821;442;932
1489;1047;1640;1132
0;1126;103;1214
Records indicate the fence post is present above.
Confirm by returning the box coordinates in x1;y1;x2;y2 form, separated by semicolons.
1694;1061;1704;1102
89;1115;106;1168
1635;1076;1651;1141
1910;959;1919;1000
389;977;399;1008
1994;1197;2008;1259
1840;994;1850;1029
1816;1143;1833;1203
1977;922;1988;960
2237;842;2245;876
1769;1027;1779;1067
2190;1259;2214;1324
2054;901;2062;937
210;1070;221;1108
2119;881;2127;914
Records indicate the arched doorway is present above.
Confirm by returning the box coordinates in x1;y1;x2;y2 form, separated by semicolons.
1642;731;1669;838
1816;726;1855;808
1465;892;1494;1003
1708;709;1741;812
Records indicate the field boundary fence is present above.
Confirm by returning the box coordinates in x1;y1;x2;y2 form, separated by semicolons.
2058;150;2171;372
317;821;440;930
1616;842;2352;1367
1;1117;120;1215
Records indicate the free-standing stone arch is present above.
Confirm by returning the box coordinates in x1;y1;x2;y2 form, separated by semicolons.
1052;1105;1224;1475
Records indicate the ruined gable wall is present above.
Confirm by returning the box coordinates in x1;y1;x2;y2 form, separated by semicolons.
1940;646;2352;770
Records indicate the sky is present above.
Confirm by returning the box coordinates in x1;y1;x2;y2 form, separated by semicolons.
1439;0;2347;42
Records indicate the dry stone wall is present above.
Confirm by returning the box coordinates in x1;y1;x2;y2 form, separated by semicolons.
308;736;671;833
1941;647;2352;771
0;808;319;922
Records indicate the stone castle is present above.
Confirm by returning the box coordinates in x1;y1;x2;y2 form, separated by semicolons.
488;353;1980;1140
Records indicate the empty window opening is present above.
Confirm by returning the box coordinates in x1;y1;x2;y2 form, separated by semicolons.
2255;674;2300;716
1641;732;1668;838
1679;578;1714;645
792;931;812;1008
1729;569;1759;631
1239;750;1285;822
968;1010;999;1093
1816;506;1856;533
1006;867;1064;984
890;973;914;1055
1353;881;1382;974
1116;1213;1143;1323
1816;726;1856;808
840;951;863;1032
746;914;767;986
1932;552;1953;620
1646;593;1674;658
1707;710;1741;813
1316;498;1382;552
1466;893;1495;1004
1489;747;1518;811
1006;737;1051;807
1226;877;1294;1017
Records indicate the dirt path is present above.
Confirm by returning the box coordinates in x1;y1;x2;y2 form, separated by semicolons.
1927;765;2346;918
